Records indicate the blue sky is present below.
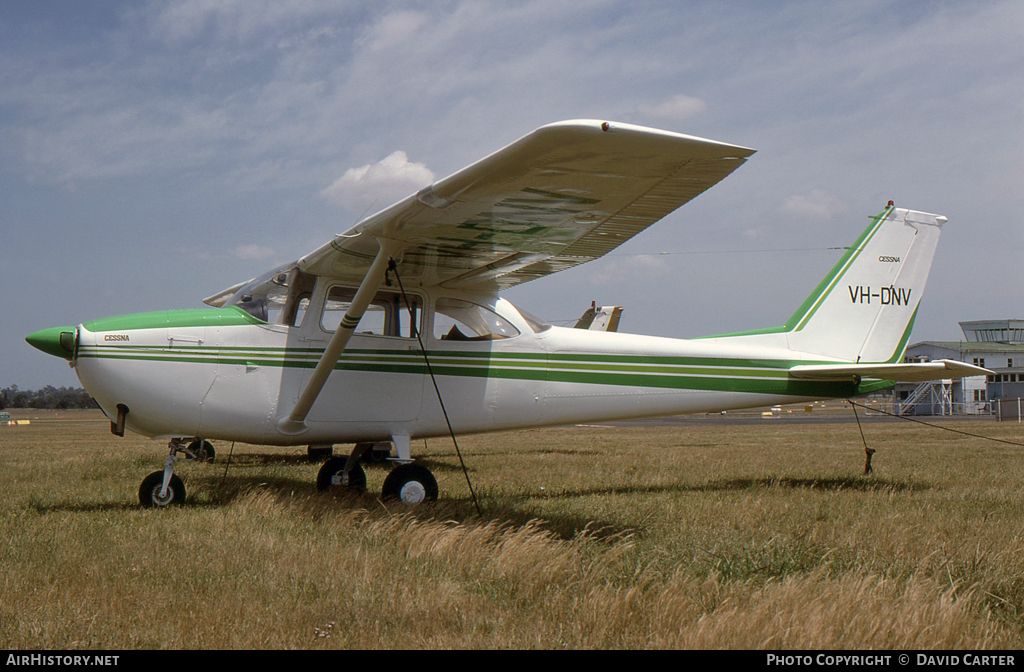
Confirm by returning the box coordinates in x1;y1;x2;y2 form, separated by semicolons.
2;1;1022;389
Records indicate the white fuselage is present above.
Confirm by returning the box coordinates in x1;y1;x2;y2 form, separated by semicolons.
73;287;861;445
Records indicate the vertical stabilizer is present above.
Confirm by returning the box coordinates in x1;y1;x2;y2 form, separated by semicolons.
783;205;946;363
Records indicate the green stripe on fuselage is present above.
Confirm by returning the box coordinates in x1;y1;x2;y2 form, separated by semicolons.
76;343;889;399
83;306;265;332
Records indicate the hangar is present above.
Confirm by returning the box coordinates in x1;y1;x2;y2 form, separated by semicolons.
898;320;1024;417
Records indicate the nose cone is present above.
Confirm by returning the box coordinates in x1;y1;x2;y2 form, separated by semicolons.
26;326;77;361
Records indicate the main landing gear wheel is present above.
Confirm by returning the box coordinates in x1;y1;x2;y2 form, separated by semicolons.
139;471;185;508
382;464;438;505
316;457;367;493
187;439;215;462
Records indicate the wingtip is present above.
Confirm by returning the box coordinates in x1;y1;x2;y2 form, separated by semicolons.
536;119;756;155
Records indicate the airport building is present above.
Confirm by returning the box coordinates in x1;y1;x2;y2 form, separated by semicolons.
897;320;1024;416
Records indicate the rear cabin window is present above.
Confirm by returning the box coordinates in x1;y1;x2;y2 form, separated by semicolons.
433;298;520;341
320;287;421;338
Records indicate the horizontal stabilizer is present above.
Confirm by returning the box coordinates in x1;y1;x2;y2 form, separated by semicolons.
789;359;992;382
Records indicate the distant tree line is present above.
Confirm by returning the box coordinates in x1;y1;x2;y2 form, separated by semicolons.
0;386;99;410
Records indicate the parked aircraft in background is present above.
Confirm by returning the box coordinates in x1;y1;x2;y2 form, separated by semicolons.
575;303;623;332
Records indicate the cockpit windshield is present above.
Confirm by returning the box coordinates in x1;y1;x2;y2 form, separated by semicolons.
226;262;315;327
511;303;552;333
226;264;555;338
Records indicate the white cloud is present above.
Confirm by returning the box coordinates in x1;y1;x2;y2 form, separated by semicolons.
320;151;435;211
233;244;276;260
357;10;428;54
780;190;846;221
141;0;346;45
176;245;214;262
588;254;669;285
634;94;708;121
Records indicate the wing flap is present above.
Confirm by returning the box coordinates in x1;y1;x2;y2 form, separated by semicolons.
789;359;992;382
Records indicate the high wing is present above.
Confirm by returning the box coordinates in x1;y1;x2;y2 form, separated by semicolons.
295;120;754;290
789;360;992;383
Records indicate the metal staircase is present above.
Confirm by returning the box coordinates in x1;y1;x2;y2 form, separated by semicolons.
897;380;953;416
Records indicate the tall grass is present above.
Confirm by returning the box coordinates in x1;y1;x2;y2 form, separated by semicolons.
1;409;1022;648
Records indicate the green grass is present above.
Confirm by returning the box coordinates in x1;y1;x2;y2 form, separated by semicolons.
2;409;1023;648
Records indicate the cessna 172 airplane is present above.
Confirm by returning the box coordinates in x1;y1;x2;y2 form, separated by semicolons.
26;120;989;508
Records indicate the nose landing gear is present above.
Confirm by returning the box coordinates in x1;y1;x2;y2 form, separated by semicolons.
139;471;185;507
138;437;215;508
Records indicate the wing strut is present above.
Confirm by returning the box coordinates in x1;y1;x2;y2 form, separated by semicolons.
277;238;402;435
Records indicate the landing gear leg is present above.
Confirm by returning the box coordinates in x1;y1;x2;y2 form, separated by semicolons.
139;439;189;507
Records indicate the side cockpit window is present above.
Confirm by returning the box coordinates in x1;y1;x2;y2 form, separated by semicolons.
320;286;421;338
433;298;520;341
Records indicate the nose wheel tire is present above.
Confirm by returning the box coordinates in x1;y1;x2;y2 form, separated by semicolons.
382;464;438;505
139;472;185;508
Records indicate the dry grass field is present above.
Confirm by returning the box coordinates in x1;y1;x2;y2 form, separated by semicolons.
2;407;1024;649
